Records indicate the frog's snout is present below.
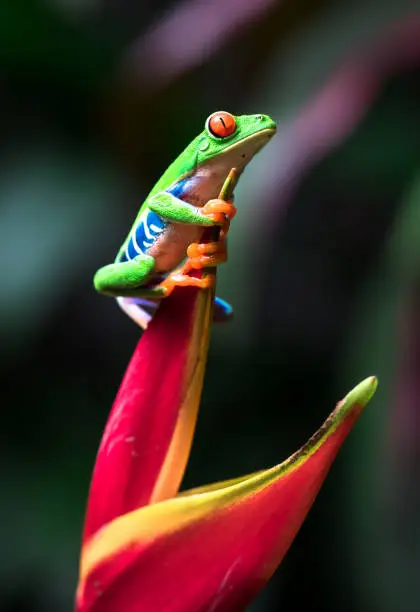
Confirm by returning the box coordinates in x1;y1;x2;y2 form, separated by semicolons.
257;114;277;133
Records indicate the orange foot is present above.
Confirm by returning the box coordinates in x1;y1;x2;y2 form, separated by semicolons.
201;199;237;223
186;240;227;269
158;270;216;297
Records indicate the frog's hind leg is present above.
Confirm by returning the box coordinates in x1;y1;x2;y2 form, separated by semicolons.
117;296;160;330
118;295;232;330
94;253;159;297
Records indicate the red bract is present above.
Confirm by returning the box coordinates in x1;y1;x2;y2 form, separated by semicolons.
83;285;212;543
77;283;377;612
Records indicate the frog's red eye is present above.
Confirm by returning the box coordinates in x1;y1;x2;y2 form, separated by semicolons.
207;111;236;138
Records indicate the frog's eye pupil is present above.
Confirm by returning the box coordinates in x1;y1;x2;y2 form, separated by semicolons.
207;112;236;138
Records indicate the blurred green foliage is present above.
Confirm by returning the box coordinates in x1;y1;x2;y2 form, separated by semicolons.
1;1;420;611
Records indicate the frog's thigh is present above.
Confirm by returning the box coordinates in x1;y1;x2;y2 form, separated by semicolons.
94;254;155;296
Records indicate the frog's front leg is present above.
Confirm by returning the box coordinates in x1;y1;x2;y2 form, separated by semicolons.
148;191;236;226
93;252;164;298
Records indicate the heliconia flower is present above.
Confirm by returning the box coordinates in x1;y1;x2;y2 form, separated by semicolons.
81;168;236;546
77;277;377;612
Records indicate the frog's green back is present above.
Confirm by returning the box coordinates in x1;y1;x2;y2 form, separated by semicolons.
115;134;202;262
137;133;202;215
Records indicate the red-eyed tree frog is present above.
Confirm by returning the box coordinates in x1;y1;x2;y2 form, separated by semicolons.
94;111;276;329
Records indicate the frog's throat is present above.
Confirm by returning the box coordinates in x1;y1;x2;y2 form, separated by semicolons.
176;127;276;185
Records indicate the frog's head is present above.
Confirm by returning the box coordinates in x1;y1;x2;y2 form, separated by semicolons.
194;111;276;172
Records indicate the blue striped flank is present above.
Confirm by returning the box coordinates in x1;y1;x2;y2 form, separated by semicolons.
124;210;166;260
120;179;195;262
167;177;190;199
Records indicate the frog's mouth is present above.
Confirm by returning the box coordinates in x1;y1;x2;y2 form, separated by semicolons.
225;127;276;154
199;127;276;179
215;127;276;170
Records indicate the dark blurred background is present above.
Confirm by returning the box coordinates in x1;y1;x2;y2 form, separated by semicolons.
1;1;420;611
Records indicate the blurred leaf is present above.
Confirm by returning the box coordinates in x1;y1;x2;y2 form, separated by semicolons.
0;146;123;352
0;1;119;88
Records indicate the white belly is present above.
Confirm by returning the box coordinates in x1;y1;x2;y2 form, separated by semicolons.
148;224;203;273
147;152;245;274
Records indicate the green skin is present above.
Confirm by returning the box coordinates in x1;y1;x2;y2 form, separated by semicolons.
94;112;276;300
